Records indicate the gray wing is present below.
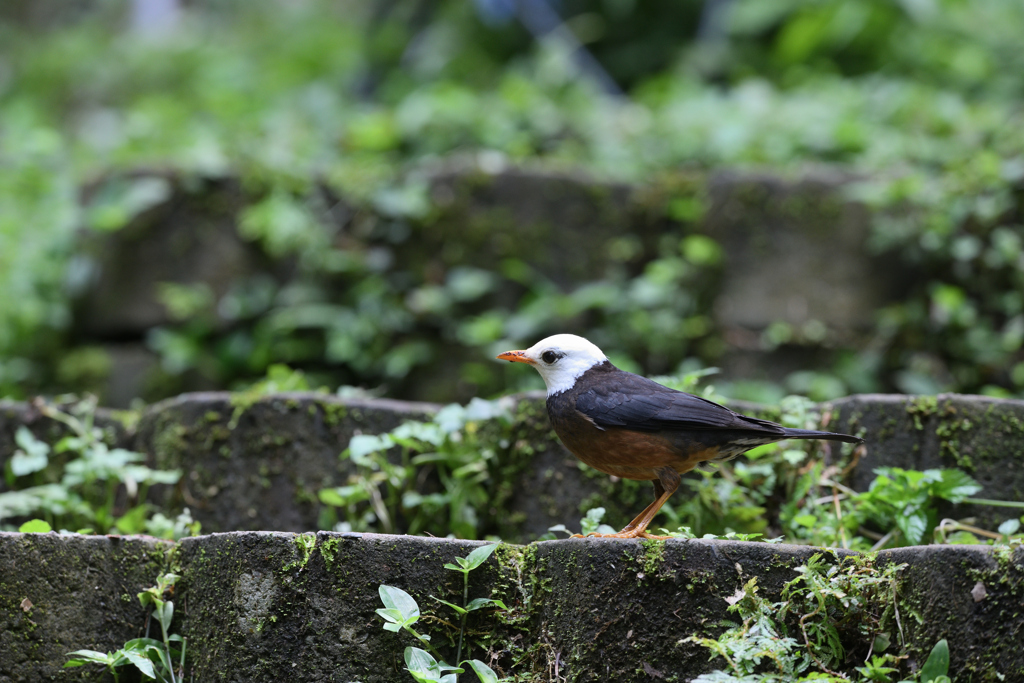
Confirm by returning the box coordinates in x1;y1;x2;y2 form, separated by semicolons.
574;373;786;435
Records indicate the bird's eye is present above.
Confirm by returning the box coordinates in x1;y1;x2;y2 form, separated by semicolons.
541;350;558;364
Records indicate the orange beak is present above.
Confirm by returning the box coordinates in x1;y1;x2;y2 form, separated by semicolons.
497;349;534;364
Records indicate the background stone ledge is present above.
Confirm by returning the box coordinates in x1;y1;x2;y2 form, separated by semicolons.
2;392;1023;540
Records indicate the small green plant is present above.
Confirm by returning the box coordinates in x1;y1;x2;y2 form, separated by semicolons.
688;553;950;682
784;464;1024;550
849;467;982;546
66;572;186;682
319;398;512;538
376;543;504;682
542;506;617;539
0;396;193;537
935;516;1024;545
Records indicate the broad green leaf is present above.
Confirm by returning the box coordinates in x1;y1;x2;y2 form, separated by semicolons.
792;514;818;528
464;396;509;422
432;404;469;434
431;596;467;615
464;659;499;683
149;642;175;678
405;646;442;681
319;485;370;506
461;543;499;571
154;600;174;634
379;585;419;621
121;637;164;651
348;434;392;461
115;504;151;534
375;606;407;630
19;519;52;533
0;484;71;520
932;469;982;502
410;452;454;465
998;518;1021;536
898;510;928;545
465;597;507;611
64;650;113;667
581;507;606;535
14;426;50;456
393;419;445;445
920;639;949;682
121;648;156;678
11;427;50;476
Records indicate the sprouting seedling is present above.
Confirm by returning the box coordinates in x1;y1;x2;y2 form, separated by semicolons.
437;543;505;667
137;573;185;682
66;572;186;682
376;543;504;682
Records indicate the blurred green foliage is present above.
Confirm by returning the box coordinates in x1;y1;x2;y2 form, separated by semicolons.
0;0;1023;403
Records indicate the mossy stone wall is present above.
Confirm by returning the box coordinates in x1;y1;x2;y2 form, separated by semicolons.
3;532;1021;681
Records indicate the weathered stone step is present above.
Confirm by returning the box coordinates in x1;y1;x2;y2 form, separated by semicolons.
0;531;171;682
3;392;1023;540
2;531;1021;681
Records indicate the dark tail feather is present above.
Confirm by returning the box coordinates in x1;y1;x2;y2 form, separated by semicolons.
782;428;863;444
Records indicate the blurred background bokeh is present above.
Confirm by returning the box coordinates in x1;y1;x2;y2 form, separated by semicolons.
2;0;1024;408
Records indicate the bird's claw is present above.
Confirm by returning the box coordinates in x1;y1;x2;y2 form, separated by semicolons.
569;530;673;540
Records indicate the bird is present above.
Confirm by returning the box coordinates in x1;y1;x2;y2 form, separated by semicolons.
497;334;863;539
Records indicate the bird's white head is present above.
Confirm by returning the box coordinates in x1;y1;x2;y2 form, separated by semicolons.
497;334;608;395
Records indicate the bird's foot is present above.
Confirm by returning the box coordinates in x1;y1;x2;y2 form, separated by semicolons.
569;530;673;540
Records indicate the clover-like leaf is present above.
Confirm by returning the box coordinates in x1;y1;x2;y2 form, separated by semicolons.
379;585;420;621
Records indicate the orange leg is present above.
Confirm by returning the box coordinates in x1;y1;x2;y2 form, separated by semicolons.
575;467;681;540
